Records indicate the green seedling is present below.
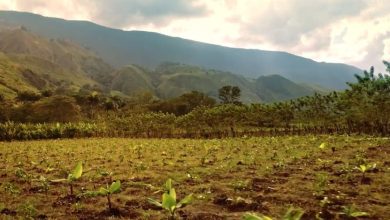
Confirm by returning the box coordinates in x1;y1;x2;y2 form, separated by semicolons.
339;205;369;219
242;212;273;220
51;161;83;195
97;180;121;210
148;179;194;220
356;163;376;178
31;175;50;194
242;207;303;220
2;182;21;195
283;207;304;220
314;172;329;196
17;201;38;219
357;164;367;179
81;180;121;211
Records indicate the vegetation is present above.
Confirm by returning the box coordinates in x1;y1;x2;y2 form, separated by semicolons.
0;136;388;219
51;161;83;195
218;85;241;104
0;61;389;140
148;179;194;219
81;180;122;211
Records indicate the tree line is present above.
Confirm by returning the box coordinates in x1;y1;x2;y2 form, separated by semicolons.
0;61;389;140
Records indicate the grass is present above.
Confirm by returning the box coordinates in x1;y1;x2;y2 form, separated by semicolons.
0;136;389;219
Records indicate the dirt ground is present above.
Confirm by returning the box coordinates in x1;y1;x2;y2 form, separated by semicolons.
0;136;389;219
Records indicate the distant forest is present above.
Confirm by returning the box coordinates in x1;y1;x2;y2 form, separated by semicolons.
0;61;389;140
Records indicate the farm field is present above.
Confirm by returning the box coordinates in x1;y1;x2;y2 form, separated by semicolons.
0;136;389;220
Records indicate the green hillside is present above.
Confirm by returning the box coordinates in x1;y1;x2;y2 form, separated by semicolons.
111;65;155;95
0;28;115;97
113;63;317;103
0;10;360;90
255;75;316;102
0;52;38;97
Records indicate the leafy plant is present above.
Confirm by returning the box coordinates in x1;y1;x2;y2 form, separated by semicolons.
356;163;376;178
36;175;50;194
97;180;121;210
81;180;121;211
242;212;273;220
314;172;329;196
318;143;326;149
283;207;304;220
339;205;369;219
17;201;38;219
51;161;83;195
148;179;194;220
242;208;304;220
2;182;20;195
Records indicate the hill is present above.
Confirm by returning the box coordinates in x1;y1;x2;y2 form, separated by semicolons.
0;10;360;90
112;63;317;103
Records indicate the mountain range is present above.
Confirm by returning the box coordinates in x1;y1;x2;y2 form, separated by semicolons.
0;11;362;102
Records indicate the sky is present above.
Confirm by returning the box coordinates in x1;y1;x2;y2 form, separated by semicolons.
0;0;389;73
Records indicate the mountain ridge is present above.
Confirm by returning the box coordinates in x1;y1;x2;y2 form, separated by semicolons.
0;10;360;90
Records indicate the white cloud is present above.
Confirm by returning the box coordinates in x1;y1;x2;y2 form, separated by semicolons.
0;0;389;72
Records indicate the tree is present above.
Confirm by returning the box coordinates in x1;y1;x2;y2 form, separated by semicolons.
0;95;11;122
148;91;216;115
218;86;241;104
16;91;41;102
28;96;81;123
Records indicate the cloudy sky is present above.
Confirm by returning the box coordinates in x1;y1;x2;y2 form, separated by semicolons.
0;0;389;72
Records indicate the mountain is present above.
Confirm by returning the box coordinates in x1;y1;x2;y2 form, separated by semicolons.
0;11;360;90
0;21;318;103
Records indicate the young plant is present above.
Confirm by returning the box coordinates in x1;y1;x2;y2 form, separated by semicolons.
51;161;83;195
80;180;121;211
313;172;329;196
339;205;369;219
356;163;376;178
357;164;368;178
96;180;121;210
242;208;304;220
242;212;273;220
282;207;304;220
148;179;194;220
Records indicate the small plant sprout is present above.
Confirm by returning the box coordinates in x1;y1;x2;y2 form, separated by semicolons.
148;179;194;220
339;205;369;219
356;163;376;177
97;180;121;210
80;180;121;211
319;143;326;149
51;161;83;195
242;208;303;220
357;164;368;177
314;172;329;196
242;212;273;220
282;207;304;220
